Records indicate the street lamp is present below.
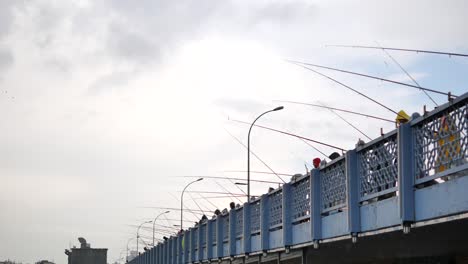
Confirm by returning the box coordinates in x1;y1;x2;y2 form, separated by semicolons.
153;210;170;246
181;178;203;230
247;106;284;202
137;220;152;254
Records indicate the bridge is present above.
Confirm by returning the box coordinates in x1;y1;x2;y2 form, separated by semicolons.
130;92;468;264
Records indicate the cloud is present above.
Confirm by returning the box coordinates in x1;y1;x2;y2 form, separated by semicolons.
0;48;13;72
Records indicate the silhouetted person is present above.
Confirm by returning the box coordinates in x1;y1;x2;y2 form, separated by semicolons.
200;214;208;224
229;202;235;210
329;152;340;160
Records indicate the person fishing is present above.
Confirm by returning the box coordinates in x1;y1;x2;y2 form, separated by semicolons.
435;114;462;178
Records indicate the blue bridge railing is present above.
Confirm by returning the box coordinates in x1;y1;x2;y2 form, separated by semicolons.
130;92;468;264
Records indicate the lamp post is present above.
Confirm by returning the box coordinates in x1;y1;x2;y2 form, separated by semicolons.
153;210;170;246
137;220;152;255
181;178;203;230
247;106;284;202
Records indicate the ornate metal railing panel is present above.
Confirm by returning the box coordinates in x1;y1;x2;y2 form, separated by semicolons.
250;200;261;234
222;215;229;241
200;224;206;247
413;100;468;182
291;176;310;223
358;133;398;201
235;208;243;238
321;158;347;212
193;227;198;250
269;189;283;229
211;221;217;245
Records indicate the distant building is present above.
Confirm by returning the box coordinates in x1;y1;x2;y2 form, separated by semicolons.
65;237;107;264
35;261;55;264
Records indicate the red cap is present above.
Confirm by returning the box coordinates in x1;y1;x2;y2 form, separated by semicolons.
313;158;321;168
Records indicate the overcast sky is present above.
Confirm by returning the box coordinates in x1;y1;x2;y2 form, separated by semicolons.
1;0;467;263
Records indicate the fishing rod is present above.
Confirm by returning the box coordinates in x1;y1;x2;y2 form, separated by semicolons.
222;171;293;177
191;195;248;200
140;206;208;214
287;60;455;97
185;190;247;197
288;61;409;120
229;119;346;152
177;175;283;184
297;137;327;158
227;115;327;158
214;180;243;204
224;128;286;183
168;192;205;220
327;44;468;58
196;193;219;209
275;100;394;123
318;101;372;140
130;225;177;235
375;41;438;106
138;218;194;224
228;177;248;196
188;193;207;215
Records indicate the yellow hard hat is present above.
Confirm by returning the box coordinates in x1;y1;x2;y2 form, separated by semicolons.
395;110;410;124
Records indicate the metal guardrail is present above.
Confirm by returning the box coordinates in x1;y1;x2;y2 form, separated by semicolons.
130;92;468;264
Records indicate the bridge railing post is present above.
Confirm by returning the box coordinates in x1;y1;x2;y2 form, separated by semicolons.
206;219;213;260
158;243;161;264
346;149;360;240
216;213;223;258
310;168;321;245
229;208;236;256
174;237;178;264
163;239;167;264
282;183;292;248
178;234;182;264
184;231;189;264
399;122;415;231
154;247;157;264
169;237;173;264
190;228;196;263
260;194;270;251
166;240;169;264
243;202;251;254
198;225;203;261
